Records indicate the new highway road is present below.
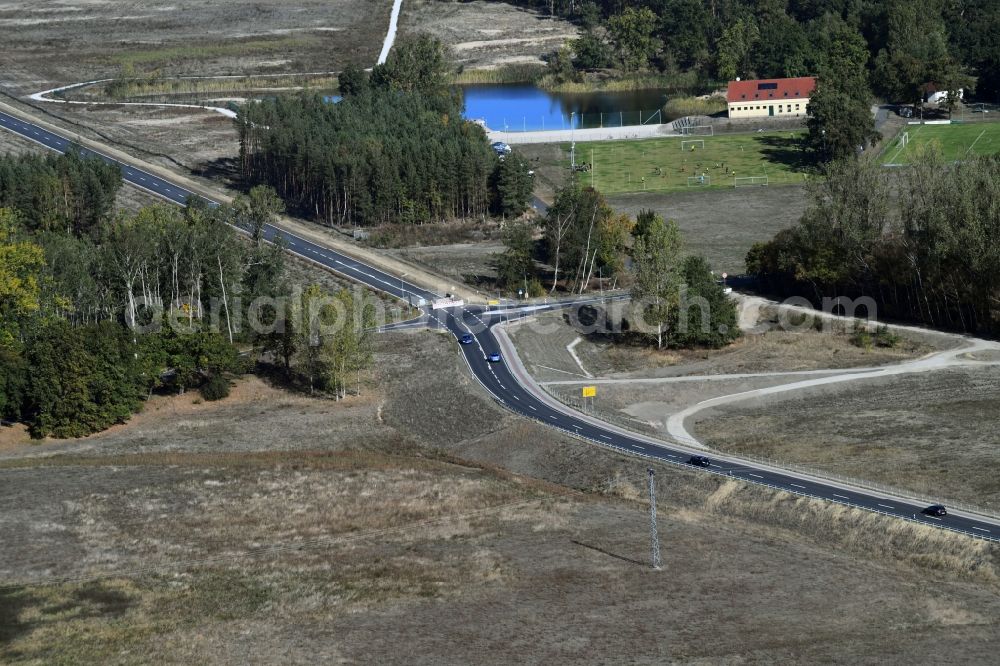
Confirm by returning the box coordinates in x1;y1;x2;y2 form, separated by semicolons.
2;108;997;543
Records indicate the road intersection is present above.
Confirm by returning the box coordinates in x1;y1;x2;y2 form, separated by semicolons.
2;107;998;542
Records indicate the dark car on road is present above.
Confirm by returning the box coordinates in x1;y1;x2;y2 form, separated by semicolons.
687;455;712;468
459;333;474;345
487;352;502;363
922;504;948;517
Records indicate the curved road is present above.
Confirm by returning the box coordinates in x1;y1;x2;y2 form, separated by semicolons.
1;109;997;543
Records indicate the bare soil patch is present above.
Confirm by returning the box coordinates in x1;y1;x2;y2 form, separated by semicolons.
387;240;505;292
401;0;578;70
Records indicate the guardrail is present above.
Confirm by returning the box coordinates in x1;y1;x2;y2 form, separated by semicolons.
542;381;1000;524
480;387;1000;543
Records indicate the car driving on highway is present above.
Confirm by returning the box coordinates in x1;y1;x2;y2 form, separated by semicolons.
687;455;712;468
487;352;501;362
922;504;948;517
459;333;474;345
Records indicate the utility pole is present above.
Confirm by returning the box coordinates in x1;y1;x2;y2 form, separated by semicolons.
647;468;661;570
570;111;576;168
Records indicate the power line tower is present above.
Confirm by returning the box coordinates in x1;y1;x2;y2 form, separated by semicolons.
647;468;661;570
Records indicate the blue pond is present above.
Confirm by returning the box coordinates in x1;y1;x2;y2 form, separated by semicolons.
323;85;670;132
460;84;669;132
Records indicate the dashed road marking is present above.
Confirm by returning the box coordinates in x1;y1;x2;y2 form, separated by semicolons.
972;527;990;533
790;483;806;489
749;473;763;479
832;494;850;500
877;503;895;510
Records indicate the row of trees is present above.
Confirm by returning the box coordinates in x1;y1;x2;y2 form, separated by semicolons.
528;0;997;100
239;36;530;226
747;151;1000;335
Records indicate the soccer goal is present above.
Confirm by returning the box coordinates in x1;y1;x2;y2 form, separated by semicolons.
681;139;705;151
687;175;711;187
681;125;714;136
898;131;910;148
734;175;768;187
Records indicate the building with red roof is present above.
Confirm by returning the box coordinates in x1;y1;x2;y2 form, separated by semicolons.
726;77;816;119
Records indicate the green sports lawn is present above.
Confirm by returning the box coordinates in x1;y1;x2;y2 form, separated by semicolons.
568;131;814;194
881;122;1000;165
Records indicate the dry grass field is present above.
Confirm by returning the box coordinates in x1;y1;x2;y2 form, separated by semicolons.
0;0;388;90
2;330;999;663
508;308;936;382
400;0;578;71
693;366;1000;513
518;142;809;273
0;0;396;191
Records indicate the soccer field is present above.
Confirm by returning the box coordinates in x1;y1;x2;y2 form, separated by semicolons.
568;131;813;194
881;122;1000;165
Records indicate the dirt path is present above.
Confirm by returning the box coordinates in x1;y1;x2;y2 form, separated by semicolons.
665;298;1000;448
377;0;404;65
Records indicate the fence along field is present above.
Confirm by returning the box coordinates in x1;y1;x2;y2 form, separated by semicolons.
568;131;813;194
882;122;1000;165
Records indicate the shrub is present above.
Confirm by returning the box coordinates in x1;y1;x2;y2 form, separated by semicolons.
663;95;726;120
200;374;231;401
873;325;900;348
849;323;873;349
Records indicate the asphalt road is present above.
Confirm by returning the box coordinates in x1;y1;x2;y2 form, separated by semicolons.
2;109;997;542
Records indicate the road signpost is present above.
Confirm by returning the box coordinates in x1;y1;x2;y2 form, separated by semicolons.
582;385;596;412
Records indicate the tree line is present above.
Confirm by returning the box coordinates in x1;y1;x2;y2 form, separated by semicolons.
747;151;1000;335
516;0;997;101
239;35;530;227
0;151;376;438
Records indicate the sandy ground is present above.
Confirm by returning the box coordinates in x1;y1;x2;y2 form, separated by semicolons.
1;331;998;663
400;0;578;69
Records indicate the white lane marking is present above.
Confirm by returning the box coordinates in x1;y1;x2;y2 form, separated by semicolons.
924;515;942;521
528;405;536;411
972;527;990;533
665;454;677;458
877;503;895;510
512;394;519;400
832;494;850;500
749;473;763;479
790;483;806;489
498;383;506;390
599;435;612;440
631;444;645;450
549;415;558;421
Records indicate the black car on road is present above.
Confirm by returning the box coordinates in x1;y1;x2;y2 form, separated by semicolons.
687;455;712;468
922;504;948;517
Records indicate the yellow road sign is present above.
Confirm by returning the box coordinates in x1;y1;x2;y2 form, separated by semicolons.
582;386;596;398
